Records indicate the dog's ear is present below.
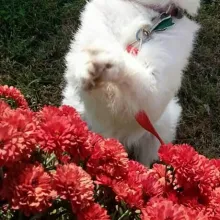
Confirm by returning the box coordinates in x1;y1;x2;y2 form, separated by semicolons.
174;0;200;16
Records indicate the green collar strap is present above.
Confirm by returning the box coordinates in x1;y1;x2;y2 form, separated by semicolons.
153;14;174;32
136;12;175;43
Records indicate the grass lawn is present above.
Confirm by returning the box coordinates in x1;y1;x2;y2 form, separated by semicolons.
1;0;220;158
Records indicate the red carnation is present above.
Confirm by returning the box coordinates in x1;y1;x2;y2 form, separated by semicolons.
36;106;92;163
0;85;29;109
142;164;167;199
128;160;148;175
159;144;219;197
0;101;11;118
77;203;110;220
205;187;220;218
158;144;200;171
141;197;208;220
87;131;104;146
0;108;36;166
53;163;94;212
59;105;81;119
112;177;144;208
194;158;220;196
210;159;220;169
111;161;147;208
87;138;129;185
36;106;61;122
36;105;80;123
1;164;56;216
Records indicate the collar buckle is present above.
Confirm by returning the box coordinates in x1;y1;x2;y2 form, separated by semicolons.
135;12;174;45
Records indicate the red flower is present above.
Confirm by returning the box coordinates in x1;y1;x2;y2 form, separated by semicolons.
111;161;147;208
1;164;55;216
112;177;144;208
59;154;71;164
128;160;148;175
87;131;104;146
205;187;220;218
36;106;92;163
0;101;11;118
77;203;110;220
1;84;220;219
158;144;200;171
53;163;94;212
159;144;219;197
0;85;29;109
59;105;81;119
195;158;219;196
87;138;129;185
210;159;220;169
142;164;167;198
141;197;208;220
158;144;220;217
36;105;80;123
0;108;36;166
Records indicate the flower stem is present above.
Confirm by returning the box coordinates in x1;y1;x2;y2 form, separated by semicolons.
118;210;130;220
19;212;23;220
0;168;3;180
46;154;56;166
30;212;44;220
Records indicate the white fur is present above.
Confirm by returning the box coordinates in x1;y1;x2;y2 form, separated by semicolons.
62;0;200;166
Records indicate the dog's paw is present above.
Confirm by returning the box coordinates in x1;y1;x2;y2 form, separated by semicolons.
81;48;122;90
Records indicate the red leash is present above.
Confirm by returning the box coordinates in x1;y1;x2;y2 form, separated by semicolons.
126;45;164;145
135;111;164;145
125;5;184;145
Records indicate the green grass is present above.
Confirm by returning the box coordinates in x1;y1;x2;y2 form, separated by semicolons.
177;1;220;158
0;0;220;158
0;0;86;110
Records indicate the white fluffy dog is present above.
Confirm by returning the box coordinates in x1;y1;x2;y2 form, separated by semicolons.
62;0;201;166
